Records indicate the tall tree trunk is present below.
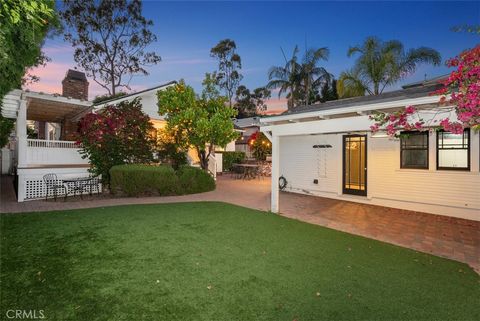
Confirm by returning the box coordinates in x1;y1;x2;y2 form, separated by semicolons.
197;149;207;170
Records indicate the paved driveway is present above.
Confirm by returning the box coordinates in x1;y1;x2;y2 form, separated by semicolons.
1;175;479;272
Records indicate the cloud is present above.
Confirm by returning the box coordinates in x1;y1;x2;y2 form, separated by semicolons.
24;62;107;99
262;97;287;114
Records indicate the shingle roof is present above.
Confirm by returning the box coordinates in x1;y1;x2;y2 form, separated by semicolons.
276;81;445;117
233;116;261;128
92;81;177;106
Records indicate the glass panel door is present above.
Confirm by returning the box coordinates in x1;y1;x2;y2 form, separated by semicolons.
343;135;367;196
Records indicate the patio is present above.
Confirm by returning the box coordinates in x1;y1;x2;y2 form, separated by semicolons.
1;174;479;272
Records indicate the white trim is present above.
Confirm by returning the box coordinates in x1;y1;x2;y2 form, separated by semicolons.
24;91;92;106
261;109;458;137
260;95;451;124
93;83;176;110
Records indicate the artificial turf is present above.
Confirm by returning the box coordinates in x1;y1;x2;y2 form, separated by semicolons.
0;202;479;321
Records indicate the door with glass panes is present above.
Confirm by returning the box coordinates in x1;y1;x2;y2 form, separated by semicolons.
343;135;367;196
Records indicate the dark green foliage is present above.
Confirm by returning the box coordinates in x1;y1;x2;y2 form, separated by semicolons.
61;0;161;95
0;0;58;109
0;116;14;148
267;46;333;109
109;164;215;196
234;85;270;118
176;166;216;194
156;129;188;170
221;151;246;171
110;164;179;196
1;203;479;321
156;145;188;170
338;37;441;97
210;39;242;107
92;92;127;104
319;79;338;103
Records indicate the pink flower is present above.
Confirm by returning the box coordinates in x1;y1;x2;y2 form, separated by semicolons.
405;106;416;114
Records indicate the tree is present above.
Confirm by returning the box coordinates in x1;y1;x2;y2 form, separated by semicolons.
300;47;331;105
319;79;338;103
157;81;238;170
267;46;302;110
267;45;333;109
249;132;271;161
201;72;221;101
77;98;156;184
338;37;441;97
210;39;243;107
155;128;187;170
62;0;161;96
234;85;271;118
0;0;58;147
370;46;479;136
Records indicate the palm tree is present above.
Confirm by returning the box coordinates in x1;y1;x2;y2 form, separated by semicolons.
267;46;332;109
266;46;302;109
300;47;331;105
338;37;441;98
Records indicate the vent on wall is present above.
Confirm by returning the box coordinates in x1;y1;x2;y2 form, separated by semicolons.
313;144;332;148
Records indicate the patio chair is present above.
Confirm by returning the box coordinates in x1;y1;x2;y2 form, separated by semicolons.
84;175;101;196
43;173;66;201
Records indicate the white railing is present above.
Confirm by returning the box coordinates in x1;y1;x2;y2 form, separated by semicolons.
25;139;88;166
27;139;79;148
208;153;217;180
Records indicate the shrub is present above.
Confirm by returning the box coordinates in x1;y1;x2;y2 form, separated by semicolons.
176;165;215;194
78;98;156;184
221;151;245;171
109;164;215;197
110;164;178;196
156;128;188;170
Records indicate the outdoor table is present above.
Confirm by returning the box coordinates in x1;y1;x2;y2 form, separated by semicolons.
63;177;97;199
232;163;260;180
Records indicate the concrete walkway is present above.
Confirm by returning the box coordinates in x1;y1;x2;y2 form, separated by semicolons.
1;175;479;272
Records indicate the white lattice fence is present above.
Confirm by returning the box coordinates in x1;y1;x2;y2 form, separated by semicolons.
17;168;102;202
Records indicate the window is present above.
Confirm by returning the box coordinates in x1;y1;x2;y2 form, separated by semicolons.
400;131;429;169
437;129;470;170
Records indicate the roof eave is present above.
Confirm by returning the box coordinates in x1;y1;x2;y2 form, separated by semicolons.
260;95;448;126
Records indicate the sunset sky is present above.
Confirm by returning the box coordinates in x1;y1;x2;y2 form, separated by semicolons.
27;1;479;114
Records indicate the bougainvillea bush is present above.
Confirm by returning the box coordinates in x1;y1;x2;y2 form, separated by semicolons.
78;98;155;185
370;45;480;136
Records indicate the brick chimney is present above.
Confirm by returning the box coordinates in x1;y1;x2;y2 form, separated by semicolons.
62;69;89;101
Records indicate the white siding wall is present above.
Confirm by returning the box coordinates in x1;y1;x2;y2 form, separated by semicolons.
279;132;480;221
139;92;164;120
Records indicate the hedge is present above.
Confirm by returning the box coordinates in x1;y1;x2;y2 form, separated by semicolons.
221;151;246;171
109;164;215;197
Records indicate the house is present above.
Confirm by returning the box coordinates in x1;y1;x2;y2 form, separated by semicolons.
233;116;261;157
93;81;177;132
260;80;480;221
1;70;180;202
1;71;239;202
94;83;237;175
1;70;95;202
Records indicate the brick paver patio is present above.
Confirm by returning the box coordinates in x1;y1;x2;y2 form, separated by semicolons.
1;174;479;272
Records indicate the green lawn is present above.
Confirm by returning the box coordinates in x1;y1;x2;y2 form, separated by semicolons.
1;202;479;321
